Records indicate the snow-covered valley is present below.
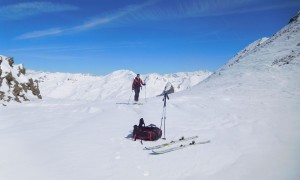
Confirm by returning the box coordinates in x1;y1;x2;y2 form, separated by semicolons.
0;12;300;180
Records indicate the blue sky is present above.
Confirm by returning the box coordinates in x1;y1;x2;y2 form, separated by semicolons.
1;0;300;75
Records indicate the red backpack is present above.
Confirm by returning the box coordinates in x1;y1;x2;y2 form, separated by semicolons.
132;118;162;143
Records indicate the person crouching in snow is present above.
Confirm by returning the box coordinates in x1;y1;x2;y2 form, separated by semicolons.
132;74;146;102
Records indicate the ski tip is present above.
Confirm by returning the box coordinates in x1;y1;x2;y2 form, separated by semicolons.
200;140;211;144
150;150;162;155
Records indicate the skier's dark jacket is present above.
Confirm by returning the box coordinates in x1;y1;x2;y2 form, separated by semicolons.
132;77;145;89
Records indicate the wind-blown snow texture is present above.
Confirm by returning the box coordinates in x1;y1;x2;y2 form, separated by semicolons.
0;12;300;180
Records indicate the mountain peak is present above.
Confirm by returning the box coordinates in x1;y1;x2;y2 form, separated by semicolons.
109;69;135;76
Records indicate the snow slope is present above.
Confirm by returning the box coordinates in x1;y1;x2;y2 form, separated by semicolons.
169;11;300;179
27;70;211;100
0;12;300;180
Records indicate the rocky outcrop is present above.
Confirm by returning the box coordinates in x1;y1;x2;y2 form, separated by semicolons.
0;55;42;103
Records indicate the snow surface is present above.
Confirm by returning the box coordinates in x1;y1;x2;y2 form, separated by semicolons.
1;13;300;180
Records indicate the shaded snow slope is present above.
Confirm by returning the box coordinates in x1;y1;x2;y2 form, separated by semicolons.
28;70;211;100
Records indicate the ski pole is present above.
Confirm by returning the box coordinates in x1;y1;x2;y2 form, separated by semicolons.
162;92;169;140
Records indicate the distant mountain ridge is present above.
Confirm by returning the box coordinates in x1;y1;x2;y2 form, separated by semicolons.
27;69;212;101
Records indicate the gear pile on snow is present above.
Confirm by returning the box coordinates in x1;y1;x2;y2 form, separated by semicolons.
132;118;162;142
0;55;42;103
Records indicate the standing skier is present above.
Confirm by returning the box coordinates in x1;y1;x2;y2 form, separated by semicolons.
132;74;146;102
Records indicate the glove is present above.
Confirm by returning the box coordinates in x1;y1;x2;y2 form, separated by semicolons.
144;83;146;86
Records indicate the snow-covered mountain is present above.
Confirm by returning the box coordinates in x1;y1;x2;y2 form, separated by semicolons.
0;55;42;103
189;12;300;97
0;12;299;180
27;70;212;100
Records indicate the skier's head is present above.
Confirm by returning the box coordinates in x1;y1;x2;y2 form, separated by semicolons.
137;74;140;78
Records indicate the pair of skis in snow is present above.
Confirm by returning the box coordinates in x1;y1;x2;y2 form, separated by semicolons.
143;136;210;154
